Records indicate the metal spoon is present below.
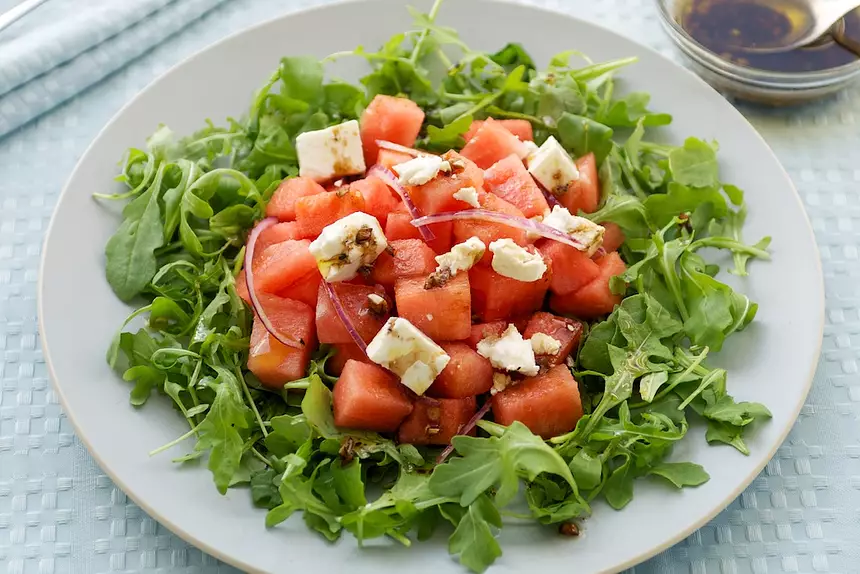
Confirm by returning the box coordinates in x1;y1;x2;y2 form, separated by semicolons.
740;0;860;53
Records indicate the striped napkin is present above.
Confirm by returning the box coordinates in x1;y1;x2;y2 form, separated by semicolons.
0;0;228;138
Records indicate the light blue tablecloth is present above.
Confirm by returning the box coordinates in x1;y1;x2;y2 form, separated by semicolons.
1;0;858;572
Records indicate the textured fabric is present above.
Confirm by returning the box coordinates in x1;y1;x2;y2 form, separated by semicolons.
1;0;858;572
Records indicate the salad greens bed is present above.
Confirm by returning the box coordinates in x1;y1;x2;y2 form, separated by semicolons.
100;1;772;571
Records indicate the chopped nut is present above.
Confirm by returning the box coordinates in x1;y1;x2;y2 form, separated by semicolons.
367;293;389;316
558;522;579;537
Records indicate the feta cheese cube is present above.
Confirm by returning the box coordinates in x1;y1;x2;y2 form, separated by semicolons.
453;186;481;208
308;212;387;282
527;136;579;195
542;205;605;256
392;155;451;186
530;333;562;355
433;237;485;277
296;120;366;182
366;317;450;395
522;139;540;158
491;372;513;395
488;238;547;282
477;324;539;376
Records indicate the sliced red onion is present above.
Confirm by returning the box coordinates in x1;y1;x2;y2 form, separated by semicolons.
594;246;607;259
542;188;560;208
367;165;436;242
322;280;368;354
245;217;303;349
412;210;589;251
436;399;493;464
375;140;427;157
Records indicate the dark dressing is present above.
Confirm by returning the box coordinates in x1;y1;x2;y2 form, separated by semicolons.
679;0;860;72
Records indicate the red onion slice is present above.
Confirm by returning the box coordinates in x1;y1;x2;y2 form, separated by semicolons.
322;280;368;354
436;399;493;464
375;140;428;158
245;217;303;349
542;188;560;209
412;210;589;251
367;165;436;242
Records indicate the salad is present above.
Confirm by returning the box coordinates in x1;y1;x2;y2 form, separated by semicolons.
100;1;773;572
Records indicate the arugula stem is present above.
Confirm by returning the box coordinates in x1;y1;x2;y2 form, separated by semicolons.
484;106;554;131
236;366;269;438
250;446;273;468
283;381;310;390
149;423;201;456
690;237;771;260
409;0;445;65
441;91;486;102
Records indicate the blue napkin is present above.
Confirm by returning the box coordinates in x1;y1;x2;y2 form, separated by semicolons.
0;0;228;138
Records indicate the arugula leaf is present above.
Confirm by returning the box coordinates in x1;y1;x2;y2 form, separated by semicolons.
648;462;710;488
706;421;751;455
557;112;614;163
596;92;672;128
448;495;503;574
644;182;728;229
702;394;772;426
668;137;720;188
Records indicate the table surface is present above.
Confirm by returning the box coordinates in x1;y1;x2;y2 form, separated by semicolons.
2;0;860;573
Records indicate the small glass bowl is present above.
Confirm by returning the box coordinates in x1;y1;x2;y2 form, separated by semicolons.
656;0;860;105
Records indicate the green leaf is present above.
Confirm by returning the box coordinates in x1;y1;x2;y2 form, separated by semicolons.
703;395;772;426
425;114;473;151
301;375;339;438
668;137;719;188
644;182;728;229
489;43;535;72
597;92;672;128
250;468;281;510
557;112;614;163
568;449;602;491
279;57;324;103
448;495;503;574
639;371;669;403
330;459;367;509
705;420;750;455
648;462;710;488
603;455;634;509
121;365;164;407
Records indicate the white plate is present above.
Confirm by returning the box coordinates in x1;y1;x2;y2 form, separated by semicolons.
38;1;824;572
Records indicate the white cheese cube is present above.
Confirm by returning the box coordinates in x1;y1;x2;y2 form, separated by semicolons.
542;205;605;256
491;372;513;395
434;237;486;278
477;324;539;376
366;317;450;395
453;186;481;208
296;120;366;182
527;136;579;195
392;155;451;186
488;238;547;282
308;212;387;282
530;333;562;355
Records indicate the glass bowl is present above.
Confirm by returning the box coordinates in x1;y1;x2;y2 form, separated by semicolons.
656;0;860;104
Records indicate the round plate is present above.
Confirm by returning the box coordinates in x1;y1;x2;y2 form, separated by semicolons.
38;1;824;572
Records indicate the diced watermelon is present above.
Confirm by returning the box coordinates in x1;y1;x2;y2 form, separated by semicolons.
350;175;399;226
333;360;413;432
266;177;326;222
452;191;529;263
294;188;365;237
327;343;370;376
429;343;493;398
397;396;477;445
395;273;471;341
360;95;425;166
465;317;530;349
254;240;318;294
460;118;528;169
247;295;317;388
316;282;392;344
369;249;396;293
536;239;601;296
235;270;251;305
492;365;583;438
406;151;484;215
601;222;625;252
484;154;549;219
464;119;534;143
522;312;583;369
256;221;307;256
276;271;322;309
559;153;600;215
549;252;626;318
377;148;421;170
469;261;550;322
390;239;437;278
385;209;453;255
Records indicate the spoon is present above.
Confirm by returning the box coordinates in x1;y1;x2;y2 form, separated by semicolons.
740;0;860;53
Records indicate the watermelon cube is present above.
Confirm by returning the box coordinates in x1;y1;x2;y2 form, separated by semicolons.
247;295;317;388
254;240;318;294
369;249;396;293
460;118;529;169
294;188;365;237
469;262;550;322
452;191;529;263
333;360;414;432
429;343;494;398
276;271;321;309
327;343;370;376
558;153;600;215
350;175;399;226
266;177;326;222
492;365;583;438
484;154;549;218
549;252;626;318
377;148;421;170
316;282;392;344
391;239;438;278
255;221;307;256
601;222;625;253
536;239;602;296
360;95;425;166
395;273;471;341
397;396;477;445
522;312;583;369
464;119;534;143
405;151;484;215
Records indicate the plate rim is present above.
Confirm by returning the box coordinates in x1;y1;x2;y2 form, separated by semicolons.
36;1;826;572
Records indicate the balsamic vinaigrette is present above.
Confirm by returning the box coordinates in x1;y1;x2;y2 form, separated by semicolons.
679;0;860;72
